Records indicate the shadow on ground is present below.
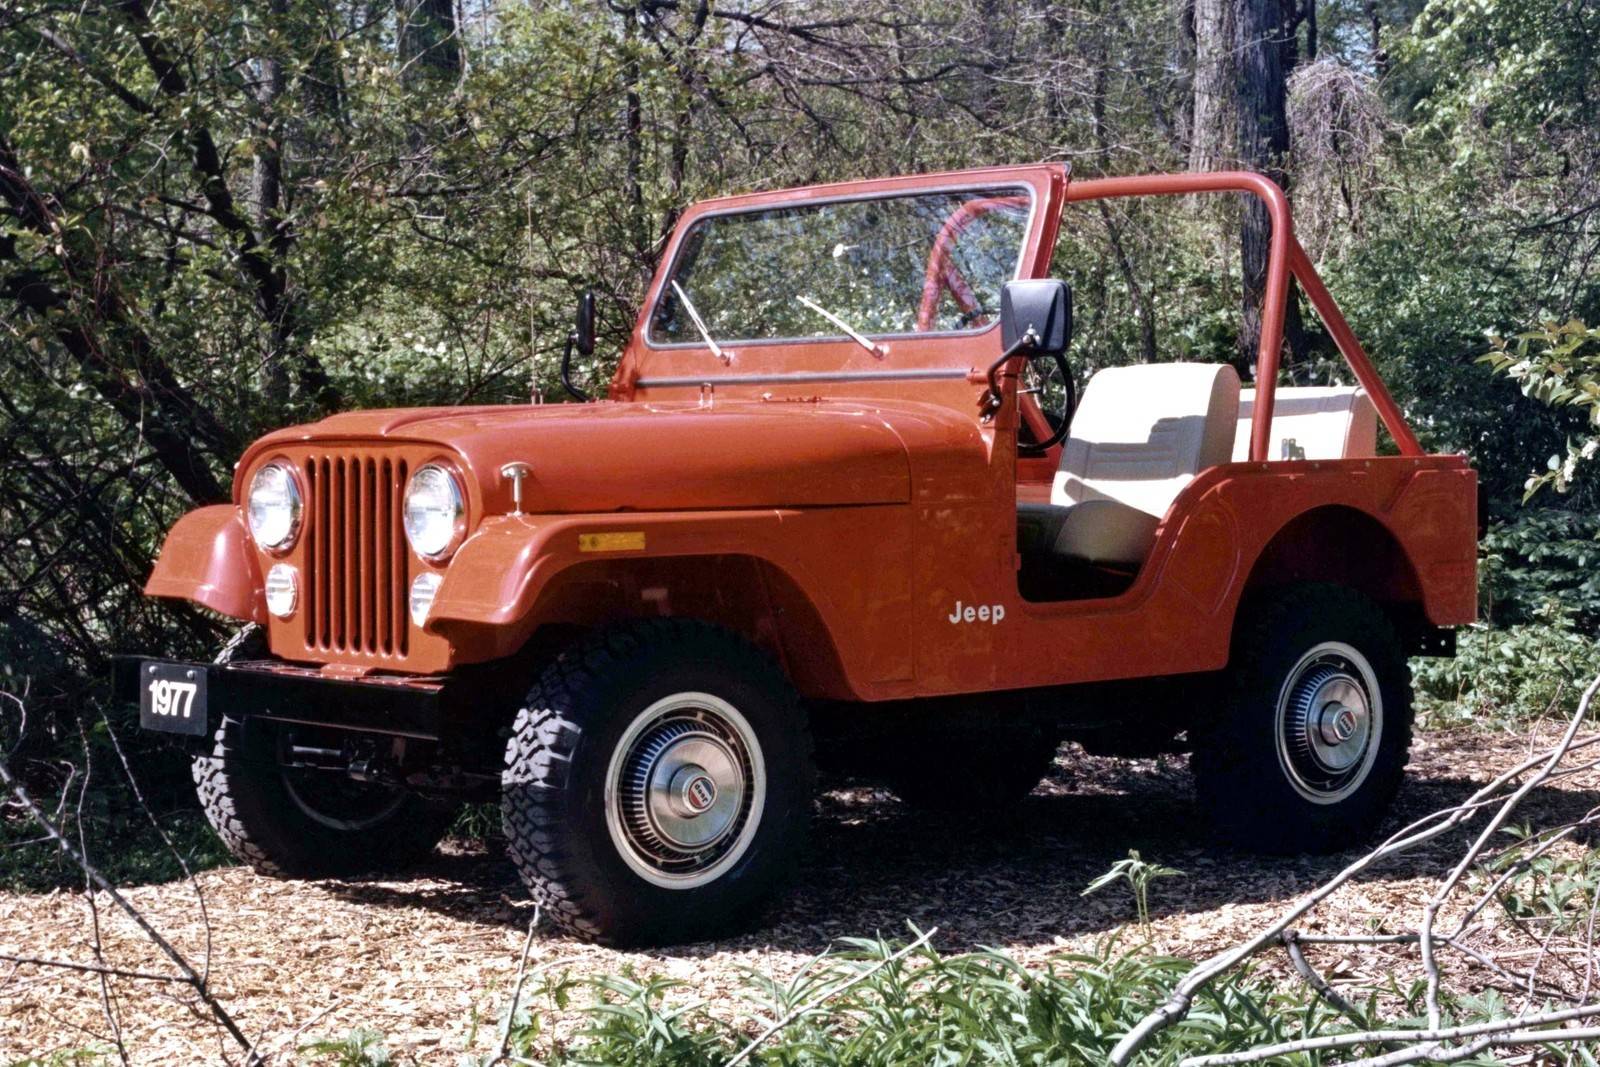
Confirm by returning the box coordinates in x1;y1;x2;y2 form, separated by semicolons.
318;732;1600;957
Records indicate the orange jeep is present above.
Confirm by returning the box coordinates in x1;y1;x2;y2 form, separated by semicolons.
118;165;1478;945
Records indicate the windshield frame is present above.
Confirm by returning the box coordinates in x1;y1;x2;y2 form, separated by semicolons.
641;181;1039;352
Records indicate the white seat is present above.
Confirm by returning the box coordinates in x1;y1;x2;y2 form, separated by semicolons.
1232;386;1377;461
1020;363;1240;568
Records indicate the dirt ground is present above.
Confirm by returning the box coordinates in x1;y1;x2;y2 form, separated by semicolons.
4;724;1596;1065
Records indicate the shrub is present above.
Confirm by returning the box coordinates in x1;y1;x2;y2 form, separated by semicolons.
1413;601;1600;726
1480;320;1600;501
1479;509;1600;628
455;936;1338;1066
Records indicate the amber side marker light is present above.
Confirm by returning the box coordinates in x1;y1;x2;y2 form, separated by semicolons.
579;531;646;553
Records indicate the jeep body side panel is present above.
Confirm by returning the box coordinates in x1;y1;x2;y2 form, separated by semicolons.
909;455;1476;698
143;505;266;625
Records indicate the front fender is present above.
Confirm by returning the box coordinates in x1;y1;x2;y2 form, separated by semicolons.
427;510;797;631
144;505;266;624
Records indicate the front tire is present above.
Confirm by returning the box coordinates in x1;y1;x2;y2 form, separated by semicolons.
192;626;455;877
501;620;813;945
1194;584;1414;854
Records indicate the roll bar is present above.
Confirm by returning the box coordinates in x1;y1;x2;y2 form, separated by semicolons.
1064;172;1423;461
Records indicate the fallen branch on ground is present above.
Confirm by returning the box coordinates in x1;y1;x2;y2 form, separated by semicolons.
1112;673;1600;1066
0;691;259;1063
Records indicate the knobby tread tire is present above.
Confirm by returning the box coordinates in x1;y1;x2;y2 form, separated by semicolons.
1193;583;1415;854
192;625;453;877
501;619;814;946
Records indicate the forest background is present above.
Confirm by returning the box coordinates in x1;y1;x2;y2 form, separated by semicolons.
3;0;1600;886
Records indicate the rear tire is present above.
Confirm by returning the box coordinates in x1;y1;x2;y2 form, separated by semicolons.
191;626;455;877
501;620;813;946
1193;584;1413;854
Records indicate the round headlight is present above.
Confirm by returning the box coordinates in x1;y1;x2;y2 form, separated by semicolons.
403;464;465;559
247;463;302;550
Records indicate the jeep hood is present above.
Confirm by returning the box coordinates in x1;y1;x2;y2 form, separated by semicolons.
243;399;989;512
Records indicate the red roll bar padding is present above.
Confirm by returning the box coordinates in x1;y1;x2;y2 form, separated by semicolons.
1063;172;1419;460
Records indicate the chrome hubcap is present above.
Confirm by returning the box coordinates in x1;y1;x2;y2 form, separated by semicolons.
1275;642;1382;805
605;693;765;889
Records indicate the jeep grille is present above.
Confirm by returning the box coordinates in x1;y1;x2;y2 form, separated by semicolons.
302;453;410;658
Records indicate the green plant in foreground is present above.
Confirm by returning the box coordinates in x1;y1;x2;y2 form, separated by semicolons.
1082;850;1185;929
6;1051;108;1067
434;935;1329;1066
299;1028;392;1067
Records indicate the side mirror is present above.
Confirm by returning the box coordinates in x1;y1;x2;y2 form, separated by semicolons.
573;290;596;356
560;290;597;401
1000;279;1072;356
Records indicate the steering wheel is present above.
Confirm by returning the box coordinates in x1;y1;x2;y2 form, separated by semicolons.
1017;350;1075;455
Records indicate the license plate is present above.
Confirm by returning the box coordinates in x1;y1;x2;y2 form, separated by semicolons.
138;661;209;736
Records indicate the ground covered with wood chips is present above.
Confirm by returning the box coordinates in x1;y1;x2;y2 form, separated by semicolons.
5;724;1597;1064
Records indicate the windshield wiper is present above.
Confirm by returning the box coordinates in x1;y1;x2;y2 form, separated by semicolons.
671;280;729;364
798;296;887;357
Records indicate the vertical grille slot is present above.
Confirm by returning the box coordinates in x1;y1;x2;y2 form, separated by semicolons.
395;460;409;657
300;451;409;660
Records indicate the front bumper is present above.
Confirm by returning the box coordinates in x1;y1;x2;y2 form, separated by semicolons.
112;655;448;743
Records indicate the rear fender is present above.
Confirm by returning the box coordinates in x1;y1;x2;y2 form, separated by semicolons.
144;505;266;624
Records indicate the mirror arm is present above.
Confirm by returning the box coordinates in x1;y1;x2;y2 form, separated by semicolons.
982;328;1038;415
560;331;590;402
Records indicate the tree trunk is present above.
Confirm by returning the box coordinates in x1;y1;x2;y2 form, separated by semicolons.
1091;46;1159;362
1365;0;1386;72
1236;0;1292;375
253;0;290;406
621;10;649;268
396;0;461;82
1188;0;1237;171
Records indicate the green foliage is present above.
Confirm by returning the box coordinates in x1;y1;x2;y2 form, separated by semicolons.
1318;172;1588;506
1480;321;1600;499
1082;850;1185;929
0;705;233;893
1413;602;1600;725
5;1051;108;1067
1393;0;1600;145
1487;826;1600;935
0;803;230;894
447;801;501;845
299;1028;393;1067
1478;509;1600;628
447;936;1339;1066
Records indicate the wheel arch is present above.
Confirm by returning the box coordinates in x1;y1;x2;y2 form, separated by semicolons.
440;552;855;700
1238;504;1434;649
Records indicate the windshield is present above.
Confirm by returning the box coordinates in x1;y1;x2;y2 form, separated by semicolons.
649;187;1032;346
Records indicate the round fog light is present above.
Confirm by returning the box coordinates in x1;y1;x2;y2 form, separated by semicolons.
265;563;298;618
410;572;443;627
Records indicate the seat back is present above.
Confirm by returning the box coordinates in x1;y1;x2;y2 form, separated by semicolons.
1053;362;1242;518
1232;386;1377;461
